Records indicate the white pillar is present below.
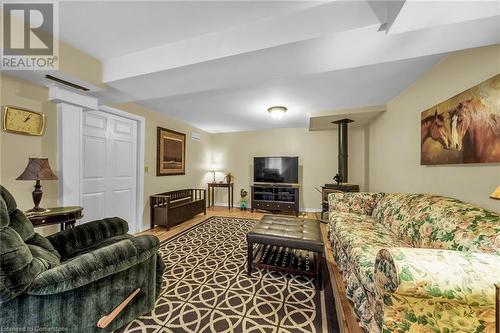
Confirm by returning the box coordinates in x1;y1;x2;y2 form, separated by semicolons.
48;84;98;206
56;103;82;206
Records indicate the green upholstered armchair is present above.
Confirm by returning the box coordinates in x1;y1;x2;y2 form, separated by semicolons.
0;186;165;332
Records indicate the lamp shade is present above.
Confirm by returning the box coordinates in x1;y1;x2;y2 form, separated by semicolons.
490;186;500;200
16;158;58;181
209;163;219;172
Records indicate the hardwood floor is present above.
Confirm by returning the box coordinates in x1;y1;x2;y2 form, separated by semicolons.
139;206;316;242
139;206;362;333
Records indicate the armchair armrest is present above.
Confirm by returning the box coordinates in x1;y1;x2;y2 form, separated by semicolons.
374;247;500;306
47;217;128;259
328;192;383;216
27;235;160;295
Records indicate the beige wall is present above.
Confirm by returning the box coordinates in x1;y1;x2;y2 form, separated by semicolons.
113;103;213;230
0;74;212;234
212;127;367;210
0;38;103;234
58;41;104;89
0;74;59;234
369;45;500;212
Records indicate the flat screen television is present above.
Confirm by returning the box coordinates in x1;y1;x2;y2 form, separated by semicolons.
253;156;298;184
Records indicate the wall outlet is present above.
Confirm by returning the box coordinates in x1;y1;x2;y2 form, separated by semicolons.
145;166;149;173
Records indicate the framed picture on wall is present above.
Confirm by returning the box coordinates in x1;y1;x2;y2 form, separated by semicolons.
157;127;186;176
420;74;500;165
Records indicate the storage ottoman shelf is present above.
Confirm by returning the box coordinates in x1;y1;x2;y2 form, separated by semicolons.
246;215;324;289
252;244;319;279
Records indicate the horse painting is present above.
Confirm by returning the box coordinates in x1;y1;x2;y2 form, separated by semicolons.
449;98;500;162
420;74;500;165
421;110;452;149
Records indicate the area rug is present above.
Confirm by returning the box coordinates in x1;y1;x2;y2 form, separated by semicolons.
118;216;338;333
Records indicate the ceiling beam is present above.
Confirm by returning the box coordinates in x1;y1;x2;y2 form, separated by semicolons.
102;15;500;104
103;1;381;82
386;0;500;34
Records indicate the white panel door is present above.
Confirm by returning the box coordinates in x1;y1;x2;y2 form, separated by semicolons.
81;110;138;232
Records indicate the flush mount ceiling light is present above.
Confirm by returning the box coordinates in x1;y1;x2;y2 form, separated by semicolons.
267;106;287;119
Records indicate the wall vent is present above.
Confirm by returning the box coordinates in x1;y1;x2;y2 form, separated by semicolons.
191;131;201;141
45;75;90;92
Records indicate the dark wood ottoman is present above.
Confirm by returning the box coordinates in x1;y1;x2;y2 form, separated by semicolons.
246;215;324;289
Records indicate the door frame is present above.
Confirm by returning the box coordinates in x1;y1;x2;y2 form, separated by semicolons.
53;83;145;233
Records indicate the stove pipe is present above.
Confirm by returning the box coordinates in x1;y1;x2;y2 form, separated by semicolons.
332;119;353;183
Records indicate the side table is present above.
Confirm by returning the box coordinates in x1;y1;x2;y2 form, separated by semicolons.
207;183;233;209
25;206;84;231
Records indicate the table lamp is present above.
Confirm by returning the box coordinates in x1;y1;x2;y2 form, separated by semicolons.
16;158;58;212
209;163;218;183
490;186;500;200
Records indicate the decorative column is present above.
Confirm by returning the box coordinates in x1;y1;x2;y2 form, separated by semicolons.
48;84;98;206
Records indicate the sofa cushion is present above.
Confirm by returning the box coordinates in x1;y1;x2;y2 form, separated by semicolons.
27;235;160;295
0;185;17;214
372;193;500;254
9;209;35;241
47;217;129;259
329;192;384;216
61;234;134;261
371;193;422;244
0;194;9;228
0;186;36;242
25;233;61;268
0;225;47;304
0;187;53;303
330;212;410;295
27;244;60;268
408;195;500;254
25;233;60;256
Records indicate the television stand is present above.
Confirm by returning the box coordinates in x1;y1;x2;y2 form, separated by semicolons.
251;184;299;216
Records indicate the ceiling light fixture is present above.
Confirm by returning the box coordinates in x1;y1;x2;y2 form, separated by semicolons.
267;106;287;119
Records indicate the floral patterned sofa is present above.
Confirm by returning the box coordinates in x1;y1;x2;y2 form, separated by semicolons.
327;192;499;333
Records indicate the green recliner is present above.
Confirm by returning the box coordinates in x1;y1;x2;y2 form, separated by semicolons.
0;185;165;332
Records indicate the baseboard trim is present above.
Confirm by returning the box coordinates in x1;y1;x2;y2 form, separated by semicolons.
302;208;322;213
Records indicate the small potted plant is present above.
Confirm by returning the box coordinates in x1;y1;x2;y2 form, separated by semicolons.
240;189;248;210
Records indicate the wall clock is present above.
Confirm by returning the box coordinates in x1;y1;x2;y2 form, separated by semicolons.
2;106;46;136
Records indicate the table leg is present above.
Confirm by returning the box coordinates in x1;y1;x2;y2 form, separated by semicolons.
317;252;323;290
247;239;253;276
228;186;231;209
212;187;215;207
231;186;234;209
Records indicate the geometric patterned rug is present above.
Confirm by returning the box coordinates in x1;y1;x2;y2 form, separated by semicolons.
117;216;338;333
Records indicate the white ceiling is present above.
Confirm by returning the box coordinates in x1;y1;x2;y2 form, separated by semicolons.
10;1;500;133
138;55;443;132
59;1;324;60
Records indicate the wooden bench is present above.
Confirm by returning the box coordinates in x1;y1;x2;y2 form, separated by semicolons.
150;189;206;230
